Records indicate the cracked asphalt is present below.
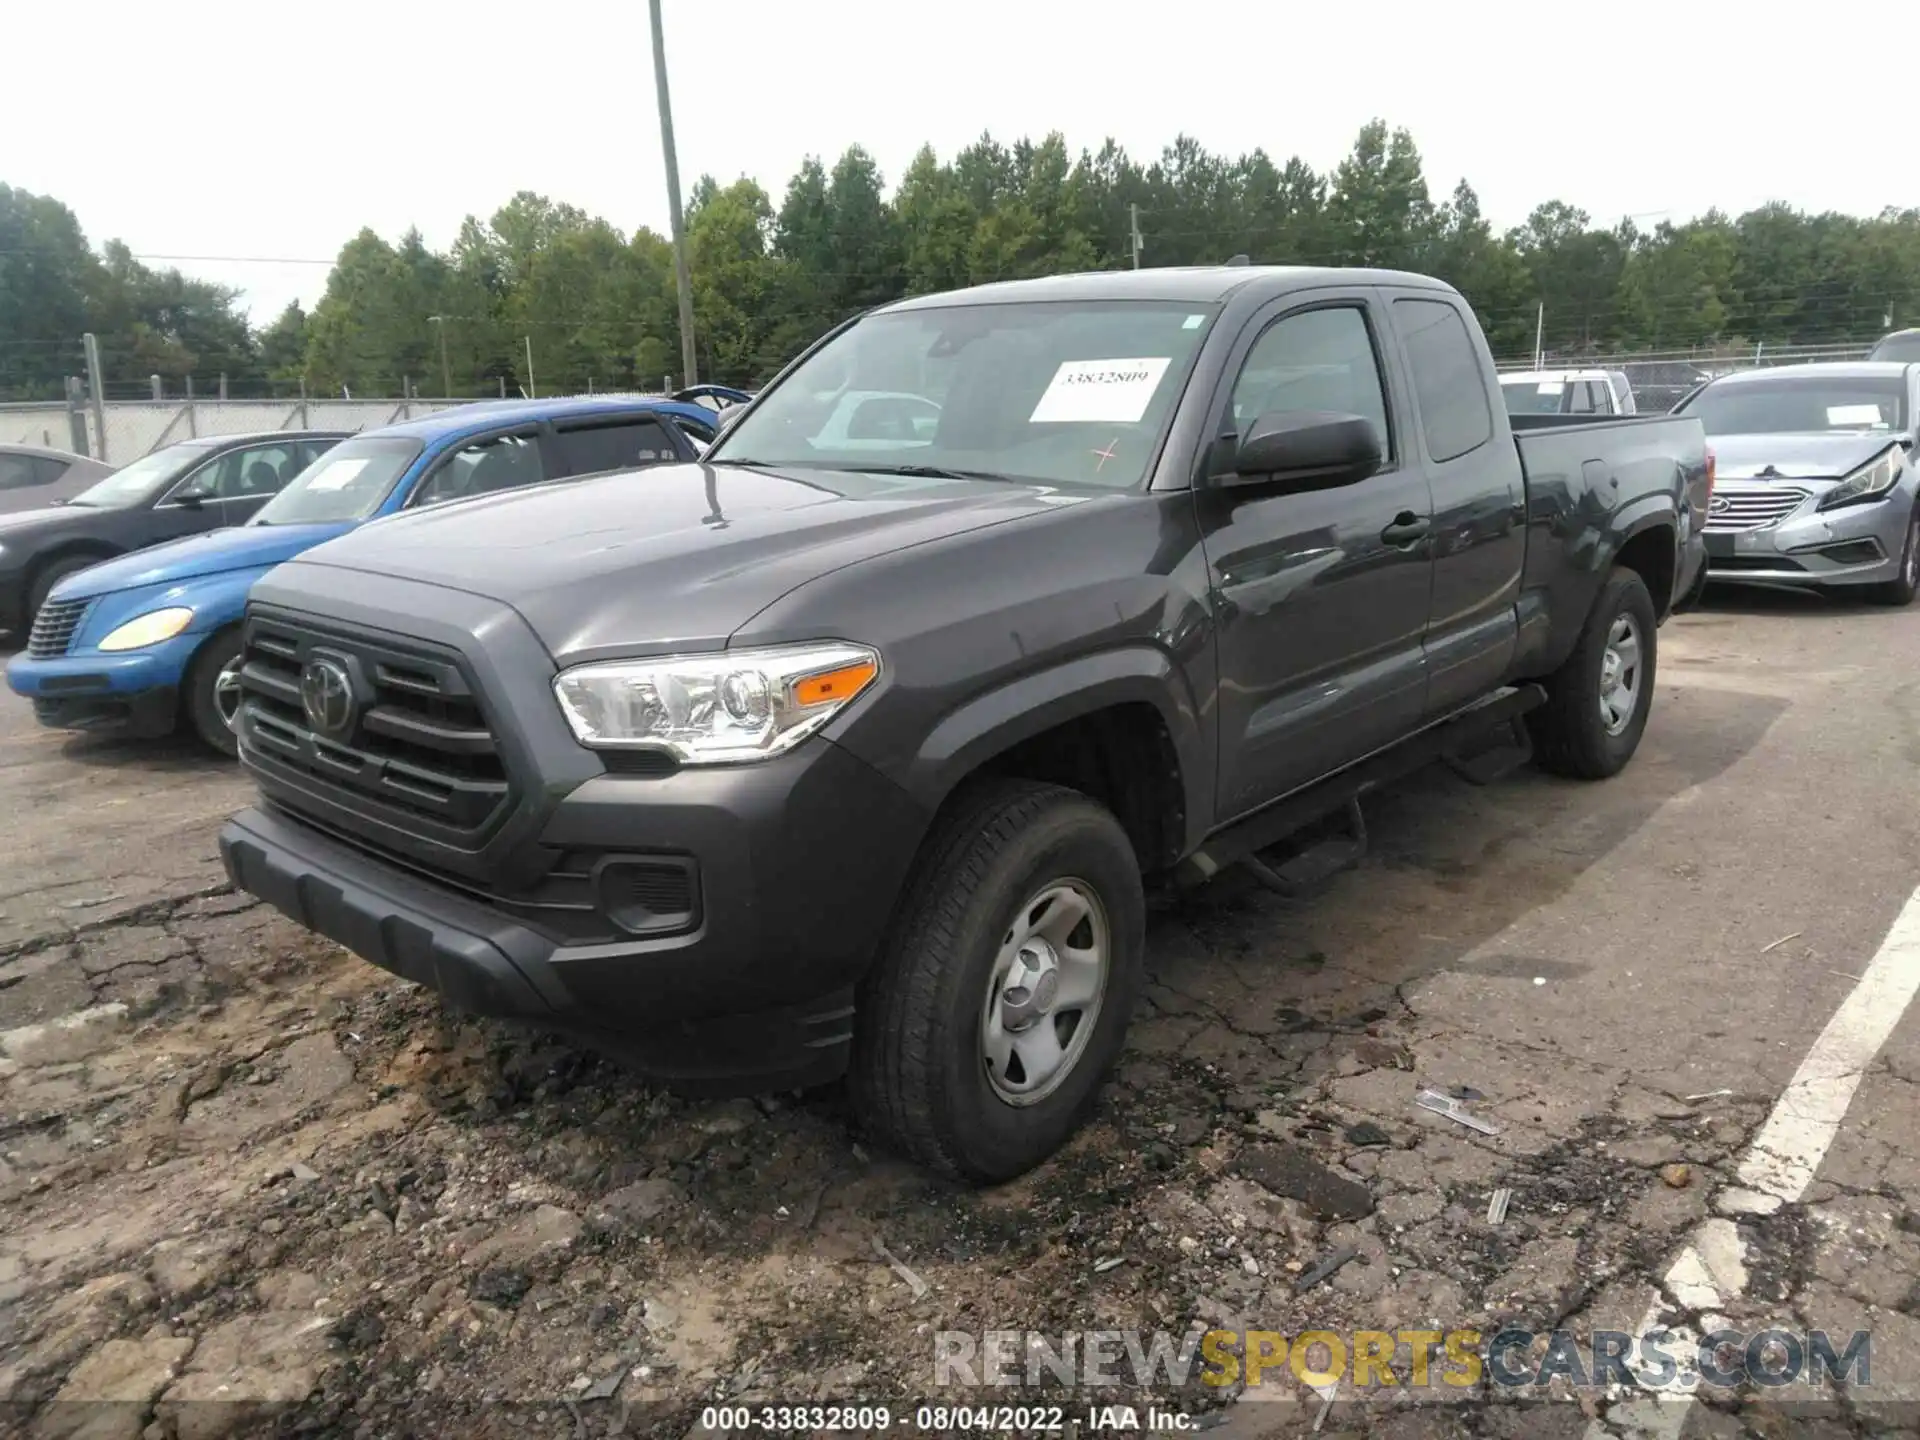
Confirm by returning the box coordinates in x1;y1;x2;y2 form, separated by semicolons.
3;586;1920;1439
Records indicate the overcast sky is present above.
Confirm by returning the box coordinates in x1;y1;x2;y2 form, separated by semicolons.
10;0;1905;324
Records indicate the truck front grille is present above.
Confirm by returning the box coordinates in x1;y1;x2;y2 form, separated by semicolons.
1704;485;1810;533
27;598;93;657
234;612;513;843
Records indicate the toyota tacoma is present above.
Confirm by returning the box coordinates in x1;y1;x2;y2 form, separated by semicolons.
219;266;1711;1183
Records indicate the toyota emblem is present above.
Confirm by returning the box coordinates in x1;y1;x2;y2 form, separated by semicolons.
299;658;355;736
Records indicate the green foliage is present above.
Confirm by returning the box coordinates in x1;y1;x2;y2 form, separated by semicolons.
9;123;1920;402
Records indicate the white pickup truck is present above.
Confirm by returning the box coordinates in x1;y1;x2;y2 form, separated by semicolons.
1500;368;1637;417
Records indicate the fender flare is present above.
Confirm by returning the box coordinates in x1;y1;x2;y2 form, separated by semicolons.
902;645;1211;858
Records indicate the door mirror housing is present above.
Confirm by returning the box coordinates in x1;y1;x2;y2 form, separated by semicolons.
1221;410;1382;491
169;489;208;508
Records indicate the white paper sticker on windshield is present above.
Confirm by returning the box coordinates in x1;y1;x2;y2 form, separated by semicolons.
1536;381;1565;395
1827;404;1886;426
305;458;370;492
1029;358;1172;424
1182;314;1206;330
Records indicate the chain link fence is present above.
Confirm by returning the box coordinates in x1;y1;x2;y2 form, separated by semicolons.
0;396;483;465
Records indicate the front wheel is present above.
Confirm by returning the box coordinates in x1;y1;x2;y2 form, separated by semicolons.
183;629;244;758
851;780;1145;1184
1867;508;1920;607
1528;567;1658;780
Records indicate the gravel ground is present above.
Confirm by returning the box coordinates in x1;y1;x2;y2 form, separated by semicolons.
5;587;1920;1440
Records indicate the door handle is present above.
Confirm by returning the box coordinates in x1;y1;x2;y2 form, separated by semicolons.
1381;513;1431;547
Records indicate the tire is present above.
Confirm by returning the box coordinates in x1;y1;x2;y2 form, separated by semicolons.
1867;507;1920;607
26;553;109;623
851;779;1145;1184
183;628;244;758
1528;567;1658;781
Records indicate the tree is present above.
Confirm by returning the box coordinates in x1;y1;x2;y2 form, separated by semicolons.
0;185;95;401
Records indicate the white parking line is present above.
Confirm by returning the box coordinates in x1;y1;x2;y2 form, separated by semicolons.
1588;882;1920;1440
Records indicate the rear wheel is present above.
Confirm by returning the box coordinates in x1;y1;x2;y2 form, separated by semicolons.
183;628;244;758
1867;508;1920;607
851;780;1145;1184
1528;567;1658;780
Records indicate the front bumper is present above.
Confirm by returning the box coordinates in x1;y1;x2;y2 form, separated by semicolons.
1704;489;1909;586
222;737;931;1094
5;632;203;738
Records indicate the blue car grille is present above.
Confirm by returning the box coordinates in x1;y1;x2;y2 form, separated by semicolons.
27;598;93;658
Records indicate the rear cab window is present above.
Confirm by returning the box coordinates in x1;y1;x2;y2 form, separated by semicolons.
1391;299;1494;462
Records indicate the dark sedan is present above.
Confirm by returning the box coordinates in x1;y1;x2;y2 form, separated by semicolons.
0;430;349;633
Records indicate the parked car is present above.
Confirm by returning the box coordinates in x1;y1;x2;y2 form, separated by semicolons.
672;384;754;414
1672;361;1918;603
1499;368;1636;416
4;396;719;756
1620;360;1715;414
0;444;116;516
1869;329;1920;363
0;431;350;635
218;265;1709;1183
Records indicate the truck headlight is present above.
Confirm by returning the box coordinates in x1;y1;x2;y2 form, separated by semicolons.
553;642;881;763
97;607;194;652
1818;446;1905;511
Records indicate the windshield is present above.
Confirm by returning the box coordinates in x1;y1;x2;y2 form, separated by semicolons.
710;300;1221;488
1500;378;1569;415
1678;376;1908;436
250;436;424;525
1870;334;1920;362
67;443;215;507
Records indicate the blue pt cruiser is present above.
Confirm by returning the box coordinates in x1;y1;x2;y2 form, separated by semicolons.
6;393;733;755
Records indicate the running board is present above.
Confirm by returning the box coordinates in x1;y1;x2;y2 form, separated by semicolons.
1176;684;1547;891
1242;798;1368;897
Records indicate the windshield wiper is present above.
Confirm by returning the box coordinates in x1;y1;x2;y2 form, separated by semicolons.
838;463;1008;482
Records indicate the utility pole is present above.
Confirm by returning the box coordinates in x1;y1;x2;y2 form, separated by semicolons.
1129;204;1143;269
82;333;107;462
523;336;537;398
429;316;452;397
649;0;698;387
1532;302;1545;370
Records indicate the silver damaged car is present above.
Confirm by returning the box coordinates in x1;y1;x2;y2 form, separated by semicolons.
1676;363;1919;605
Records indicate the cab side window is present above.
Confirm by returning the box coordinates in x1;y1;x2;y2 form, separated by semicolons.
1391;299;1495;462
411;433;545;509
1228;305;1392;460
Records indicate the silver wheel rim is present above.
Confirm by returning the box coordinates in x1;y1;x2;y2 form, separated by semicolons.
979;879;1109;1108
1598;613;1642;737
213;656;245;732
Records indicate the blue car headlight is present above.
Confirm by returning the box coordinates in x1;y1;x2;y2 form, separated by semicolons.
1818;446;1905;511
97;607;194;652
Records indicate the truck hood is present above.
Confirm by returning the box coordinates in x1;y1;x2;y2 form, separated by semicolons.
1708;432;1907;481
49;522;355;601
282;461;1084;662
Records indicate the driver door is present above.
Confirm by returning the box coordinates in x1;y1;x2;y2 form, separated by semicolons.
1193;291;1437;822
156;441;311;534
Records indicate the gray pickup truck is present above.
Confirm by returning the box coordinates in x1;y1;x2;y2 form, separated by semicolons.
218;266;1711;1183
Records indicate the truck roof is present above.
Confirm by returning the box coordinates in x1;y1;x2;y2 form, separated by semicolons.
879;264;1458;312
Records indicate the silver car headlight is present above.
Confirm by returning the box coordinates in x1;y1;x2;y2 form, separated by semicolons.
552;642;881;763
1818;445;1905;511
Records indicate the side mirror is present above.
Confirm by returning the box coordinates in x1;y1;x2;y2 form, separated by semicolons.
171;490;207;508
1220;410;1382;491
